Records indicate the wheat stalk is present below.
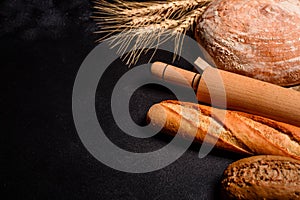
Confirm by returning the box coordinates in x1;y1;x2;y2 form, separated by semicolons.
93;0;212;65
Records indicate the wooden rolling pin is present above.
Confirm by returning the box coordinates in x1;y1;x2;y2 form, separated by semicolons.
151;61;300;127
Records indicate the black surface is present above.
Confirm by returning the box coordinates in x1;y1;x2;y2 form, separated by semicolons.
5;0;243;199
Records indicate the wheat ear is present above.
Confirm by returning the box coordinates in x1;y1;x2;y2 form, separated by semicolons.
93;0;212;65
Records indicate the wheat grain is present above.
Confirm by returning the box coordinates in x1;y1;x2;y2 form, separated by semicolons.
122;0;200;17
93;0;213;65
174;6;207;33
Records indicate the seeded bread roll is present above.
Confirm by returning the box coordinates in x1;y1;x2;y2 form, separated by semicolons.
147;100;300;159
221;155;300;200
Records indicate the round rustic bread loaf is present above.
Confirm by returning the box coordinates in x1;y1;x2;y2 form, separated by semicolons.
221;155;300;200
195;0;300;86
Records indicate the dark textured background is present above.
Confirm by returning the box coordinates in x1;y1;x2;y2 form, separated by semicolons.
4;0;243;199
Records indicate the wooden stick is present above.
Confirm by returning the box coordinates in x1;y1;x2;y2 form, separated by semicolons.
151;61;300;127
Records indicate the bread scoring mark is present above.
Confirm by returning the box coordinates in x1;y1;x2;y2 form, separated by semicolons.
162;101;252;153
238;114;300;157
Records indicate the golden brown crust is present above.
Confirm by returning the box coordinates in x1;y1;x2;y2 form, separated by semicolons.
147;100;300;159
221;155;300;200
195;0;300;86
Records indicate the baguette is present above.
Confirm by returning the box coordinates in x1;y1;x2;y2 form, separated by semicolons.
220;155;300;200
147;100;300;160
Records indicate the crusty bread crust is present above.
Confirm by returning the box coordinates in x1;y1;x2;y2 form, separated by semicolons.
195;0;300;86
147;100;300;159
221;155;300;200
